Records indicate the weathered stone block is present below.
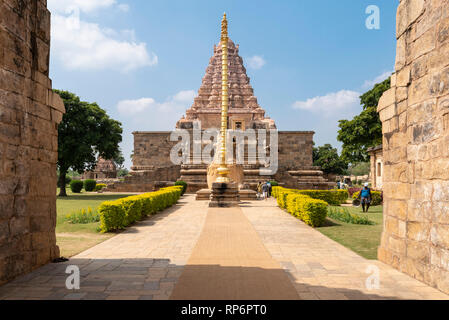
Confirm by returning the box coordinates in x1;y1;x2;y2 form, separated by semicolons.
396;0;425;38
431;224;449;250
407;221;431;242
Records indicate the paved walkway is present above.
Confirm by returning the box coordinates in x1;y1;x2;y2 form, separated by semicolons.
0;196;447;300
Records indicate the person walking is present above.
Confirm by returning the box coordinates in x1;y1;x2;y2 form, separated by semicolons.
262;182;268;201
257;182;262;200
267;181;272;198
357;183;372;213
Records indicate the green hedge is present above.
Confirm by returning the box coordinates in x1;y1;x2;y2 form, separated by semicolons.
98;186;183;232
273;186;328;227
272;187;348;206
70;180;84;193
353;190;383;206
175;180;188;195
296;190;348;206
84;179;97;192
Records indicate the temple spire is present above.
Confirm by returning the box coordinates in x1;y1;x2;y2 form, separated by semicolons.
217;13;230;183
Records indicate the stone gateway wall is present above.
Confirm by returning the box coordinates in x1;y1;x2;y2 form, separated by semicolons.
0;0;65;285
378;0;449;294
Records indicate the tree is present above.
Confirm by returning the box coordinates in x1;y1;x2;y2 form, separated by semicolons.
117;168;130;177
337;77;391;163
313;144;348;175
55;90;123;197
113;151;125;170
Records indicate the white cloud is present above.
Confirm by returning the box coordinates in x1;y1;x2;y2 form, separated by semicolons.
247;55;266;70
362;71;393;89
49;1;155;72
117;90;196;119
292;90;360;116
117;98;156;115
48;0;117;13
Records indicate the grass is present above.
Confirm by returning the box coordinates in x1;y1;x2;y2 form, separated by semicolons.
317;205;383;260
56;190;135;257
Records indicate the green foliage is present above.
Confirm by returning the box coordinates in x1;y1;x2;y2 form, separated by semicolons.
297;190;349;206
98;186;183;232
84;180;97;192
273;187;329;227
353;190;383;206
55;90;123;197
337;78;390;163
269;181;279;187
348;162;370;176
328;207;374;225
65;207;100;224
95;183;107;191
313;144;348;175
70;180;84;193
117;169;129;177
175;181;188;195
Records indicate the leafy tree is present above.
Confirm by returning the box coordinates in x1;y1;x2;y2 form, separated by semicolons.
348;162;370;176
337;77;390;163
313;144;348;175
55;90;123;197
117;168;130;177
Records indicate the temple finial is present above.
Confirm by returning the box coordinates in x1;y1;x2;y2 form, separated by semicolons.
221;13;228;41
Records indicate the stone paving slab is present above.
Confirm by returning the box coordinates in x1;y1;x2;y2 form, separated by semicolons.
0;196;207;300
170;207;298;300
240;199;449;300
0;196;448;300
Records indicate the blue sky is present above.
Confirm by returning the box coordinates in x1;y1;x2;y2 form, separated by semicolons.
48;0;398;169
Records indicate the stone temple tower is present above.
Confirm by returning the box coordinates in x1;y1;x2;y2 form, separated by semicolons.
176;38;276;131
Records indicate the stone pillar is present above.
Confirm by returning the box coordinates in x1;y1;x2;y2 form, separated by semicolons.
0;0;65;285
378;0;449;294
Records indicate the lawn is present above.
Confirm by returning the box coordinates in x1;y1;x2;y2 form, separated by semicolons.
56;190;135;257
317;205;383;260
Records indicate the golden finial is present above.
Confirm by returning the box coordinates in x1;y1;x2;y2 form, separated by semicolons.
221;12;228;42
217;13;231;183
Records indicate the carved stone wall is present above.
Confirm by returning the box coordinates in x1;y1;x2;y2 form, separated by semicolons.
0;0;65;285
378;0;449;294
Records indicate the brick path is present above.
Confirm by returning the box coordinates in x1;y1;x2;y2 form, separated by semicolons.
0;196;447;300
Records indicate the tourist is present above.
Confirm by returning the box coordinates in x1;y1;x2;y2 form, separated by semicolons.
357;183;372;213
262;183;268;200
257;182;262;200
337;181;341;189
267;181;272;198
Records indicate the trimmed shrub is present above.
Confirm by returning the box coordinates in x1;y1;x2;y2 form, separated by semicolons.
70;180;84;193
269;181;279;187
353;190;383;206
295;190;348;206
84;179;97;192
98;186;183;232
348;187;362;197
328;207;374;225
95;183;107;192
273;187;328;227
175;180;188;195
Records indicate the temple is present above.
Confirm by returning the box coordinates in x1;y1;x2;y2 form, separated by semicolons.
107;16;331;193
